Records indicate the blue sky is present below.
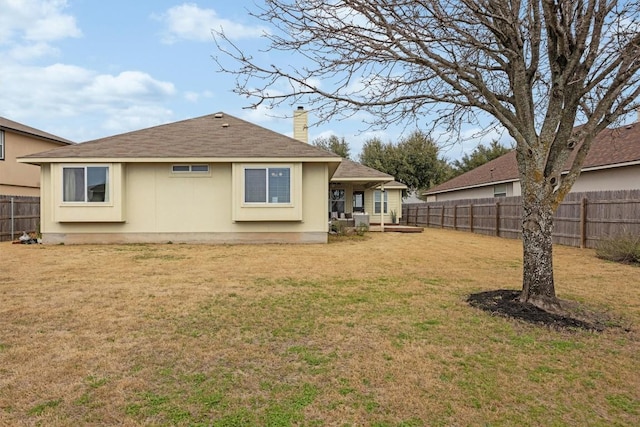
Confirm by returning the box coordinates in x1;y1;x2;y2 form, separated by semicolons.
0;0;504;160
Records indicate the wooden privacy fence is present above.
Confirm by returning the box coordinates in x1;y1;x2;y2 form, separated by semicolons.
0;196;40;242
402;190;640;249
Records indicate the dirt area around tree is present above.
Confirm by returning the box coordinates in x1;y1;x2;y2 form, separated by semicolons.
467;289;628;332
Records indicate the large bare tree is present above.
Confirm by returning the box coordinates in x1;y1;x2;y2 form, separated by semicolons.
214;0;640;310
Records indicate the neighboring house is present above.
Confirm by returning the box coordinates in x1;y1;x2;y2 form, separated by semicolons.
0;117;73;196
19;112;342;244
424;121;640;201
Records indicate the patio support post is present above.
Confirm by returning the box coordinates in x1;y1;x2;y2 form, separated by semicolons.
380;183;385;232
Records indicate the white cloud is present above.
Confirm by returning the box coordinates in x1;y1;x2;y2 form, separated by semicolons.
8;42;60;60
0;61;178;141
154;3;266;44
83;71;176;101
184;90;213;102
0;0;81;44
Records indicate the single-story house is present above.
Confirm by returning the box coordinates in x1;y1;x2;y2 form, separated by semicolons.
19;110;406;244
424;121;640;201
1;117;73;196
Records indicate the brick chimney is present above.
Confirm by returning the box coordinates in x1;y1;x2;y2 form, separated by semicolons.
293;106;308;143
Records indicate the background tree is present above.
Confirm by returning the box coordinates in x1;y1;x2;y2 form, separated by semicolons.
359;137;394;174
312;135;351;159
214;1;640;310
360;131;451;191
451;140;513;177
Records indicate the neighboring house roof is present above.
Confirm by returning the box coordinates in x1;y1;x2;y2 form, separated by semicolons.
0;116;73;145
331;158;407;189
20;112;342;162
426;122;640;195
426;151;519;195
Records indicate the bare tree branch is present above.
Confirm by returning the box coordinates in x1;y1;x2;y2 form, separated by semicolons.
212;0;640;306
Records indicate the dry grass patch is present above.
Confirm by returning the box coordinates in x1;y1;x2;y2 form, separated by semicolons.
1;229;639;426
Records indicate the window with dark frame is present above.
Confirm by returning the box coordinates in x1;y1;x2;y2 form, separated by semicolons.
330;189;345;214
352;191;364;212
244;167;291;204
63;166;109;203
0;130;4;160
172;164;210;173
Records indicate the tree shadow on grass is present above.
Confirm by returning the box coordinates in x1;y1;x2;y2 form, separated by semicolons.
467;289;626;332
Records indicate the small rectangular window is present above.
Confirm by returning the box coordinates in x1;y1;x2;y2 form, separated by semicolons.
494;184;507;197
172;165;190;172
172;164;210;173
0;130;4;160
191;164;209;172
63;166;109;203
244;167;291;204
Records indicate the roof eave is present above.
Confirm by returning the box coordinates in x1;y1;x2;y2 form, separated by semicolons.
0;126;73;145
18;156;343;164
576;160;640;173
423;178;520;196
331;176;393;182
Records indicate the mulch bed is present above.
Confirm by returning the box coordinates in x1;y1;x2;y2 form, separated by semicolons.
467;289;623;332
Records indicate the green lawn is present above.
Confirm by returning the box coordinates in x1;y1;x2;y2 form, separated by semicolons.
1;229;638;426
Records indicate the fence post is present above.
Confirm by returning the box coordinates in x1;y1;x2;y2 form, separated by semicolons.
440;206;445;228
495;201;500;237
453;205;457;230
424;205;428;227
11;197;15;240
469;204;474;233
580;197;588;248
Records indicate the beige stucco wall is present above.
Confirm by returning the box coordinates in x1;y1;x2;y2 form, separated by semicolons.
364;187;403;224
40;161;330;244
427;181;520;202
570;165;640;192
0;131;67;196
231;163;303;221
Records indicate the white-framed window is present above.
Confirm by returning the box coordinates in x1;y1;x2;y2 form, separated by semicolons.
244;167;291;204
494;184;507;197
374;190;388;214
171;164;210;173
63;165;109;203
0;130;4;160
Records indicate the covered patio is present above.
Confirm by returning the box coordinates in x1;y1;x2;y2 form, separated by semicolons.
329;159;409;231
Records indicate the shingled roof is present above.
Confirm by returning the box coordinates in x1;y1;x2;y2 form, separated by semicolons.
330;158;407;188
0;116;73;145
426;122;640;195
20;112;342;161
332;159;395;181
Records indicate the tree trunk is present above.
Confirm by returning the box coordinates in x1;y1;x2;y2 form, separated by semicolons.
520;197;562;312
